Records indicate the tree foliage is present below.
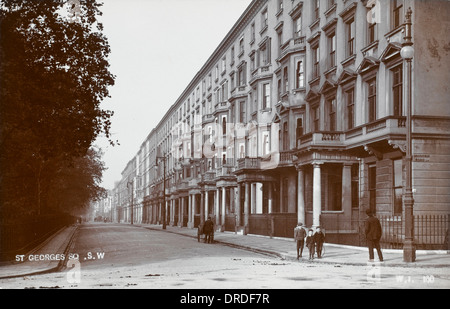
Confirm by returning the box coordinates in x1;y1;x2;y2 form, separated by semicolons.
0;0;115;220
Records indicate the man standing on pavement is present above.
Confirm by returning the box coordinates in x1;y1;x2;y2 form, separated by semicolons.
294;222;307;259
365;209;383;262
203;216;214;244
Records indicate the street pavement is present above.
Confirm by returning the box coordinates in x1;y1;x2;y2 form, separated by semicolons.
1;222;449;280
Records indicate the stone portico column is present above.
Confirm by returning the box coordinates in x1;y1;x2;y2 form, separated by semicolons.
244;182;250;235
297;166;305;225
221;187;226;231
313;162;322;227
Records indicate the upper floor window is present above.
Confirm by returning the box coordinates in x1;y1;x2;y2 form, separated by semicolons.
221;56;226;73
328;31;336;68
260;38;271;66
251;22;256;43
277;0;283;13
294;14;302;38
238;62;247;86
312;105;320;132
327;97;337;131
261;8;268;30
367;77;377;122
239;36;244;55
313;0;320;20
283;67;289;93
346;17;356;58
296;117;304;141
296;60;304;88
392;0;404;29
346;88;355;130
262;83;271;110
312;44;320;79
392;65;403;116
367;2;377;44
239;101;246;123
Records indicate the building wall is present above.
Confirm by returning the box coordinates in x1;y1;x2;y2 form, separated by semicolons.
109;0;450;243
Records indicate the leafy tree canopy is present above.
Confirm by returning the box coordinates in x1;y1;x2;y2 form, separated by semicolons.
0;0;116;219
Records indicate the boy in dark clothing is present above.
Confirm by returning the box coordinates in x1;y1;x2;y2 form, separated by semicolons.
306;229;315;260
314;227;325;258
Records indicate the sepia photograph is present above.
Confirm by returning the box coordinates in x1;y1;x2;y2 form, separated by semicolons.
0;0;449;297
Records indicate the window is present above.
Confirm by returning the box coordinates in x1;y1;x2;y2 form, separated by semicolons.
262;83;271;109
250;52;255;71
238;63;246;86
283;122;289;150
231;46;235;64
278;29;283;57
277;0;283;12
296;61;305;88
368;20;377;45
251;22;255;42
294;14;302;38
260;38;271;66
367;3;377;45
367;77;377;122
351;164;359;208
296;117;303;141
393;159;403;215
392;65;403;116
346;17;355;58
296;60;304;88
222;115;227;135
328;32;336;68
324;164;342;211
313;0;320;20
221;80;228;102
239;36;244;54
312;44;320;79
277;79;282;101
262;131;270;156
261;8;268;30
221;56;226;73
346;88;355;130
327;97;336;131
283;67;289;93
312;105;320;132
239;143;245;158
392;0;403;29
239;101;246;123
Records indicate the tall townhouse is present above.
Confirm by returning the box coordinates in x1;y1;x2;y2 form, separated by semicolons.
113;0;450;249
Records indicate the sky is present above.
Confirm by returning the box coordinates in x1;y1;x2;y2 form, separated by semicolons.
94;0;253;190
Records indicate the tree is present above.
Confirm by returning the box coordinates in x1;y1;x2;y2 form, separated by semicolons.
0;0;116;220
47;147;107;214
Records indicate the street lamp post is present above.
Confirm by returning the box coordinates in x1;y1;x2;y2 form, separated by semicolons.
400;7;415;263
156;155;167;229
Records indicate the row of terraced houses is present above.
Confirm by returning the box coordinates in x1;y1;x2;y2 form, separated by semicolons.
103;0;450;249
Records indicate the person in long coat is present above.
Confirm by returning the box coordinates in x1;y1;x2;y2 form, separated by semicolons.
203;216;214;244
365;209;383;262
294;223;307;259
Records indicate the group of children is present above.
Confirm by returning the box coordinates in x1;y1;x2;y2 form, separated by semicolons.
294;223;325;260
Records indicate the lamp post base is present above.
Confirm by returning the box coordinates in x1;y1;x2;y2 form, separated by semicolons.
403;239;416;262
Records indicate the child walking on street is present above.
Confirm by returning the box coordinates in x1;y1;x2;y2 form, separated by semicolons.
306;229;315;260
314;227;325;258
